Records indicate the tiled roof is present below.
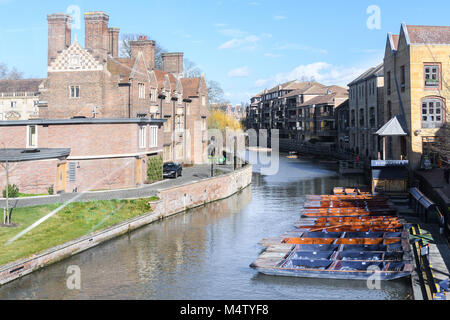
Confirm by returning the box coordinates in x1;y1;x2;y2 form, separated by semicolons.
153;69;177;92
406;25;450;45
0;79;44;94
298;93;345;107
391;34;399;50
348;64;383;86
107;58;135;82
180;78;201;98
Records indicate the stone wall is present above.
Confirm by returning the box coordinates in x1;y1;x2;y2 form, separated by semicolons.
0;163;253;286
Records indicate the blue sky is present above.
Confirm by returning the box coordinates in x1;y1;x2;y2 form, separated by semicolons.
1;0;449;105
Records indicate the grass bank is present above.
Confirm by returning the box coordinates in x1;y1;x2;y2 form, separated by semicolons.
0;197;158;267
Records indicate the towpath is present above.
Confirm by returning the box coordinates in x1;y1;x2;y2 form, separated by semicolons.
0;164;234;209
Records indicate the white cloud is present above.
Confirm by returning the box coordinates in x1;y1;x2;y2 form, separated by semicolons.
274;15;287;20
228;66;251;78
219;35;260;50
254;62;366;89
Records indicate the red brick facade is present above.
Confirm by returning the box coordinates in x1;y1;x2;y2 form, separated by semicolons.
39;11;209;165
0;119;164;194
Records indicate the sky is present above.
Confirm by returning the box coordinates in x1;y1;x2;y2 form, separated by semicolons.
1;0;450;105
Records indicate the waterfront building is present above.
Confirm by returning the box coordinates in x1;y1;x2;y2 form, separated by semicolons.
0;79;44;120
379;24;450;169
247;80;348;152
38;12;208;165
0;118;165;194
348;64;384;160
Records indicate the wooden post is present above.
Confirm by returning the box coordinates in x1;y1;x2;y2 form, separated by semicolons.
382;137;386;161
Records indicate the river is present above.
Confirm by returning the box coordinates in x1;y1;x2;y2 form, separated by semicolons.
0;152;412;300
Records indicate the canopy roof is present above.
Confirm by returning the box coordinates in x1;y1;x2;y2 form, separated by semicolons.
376;115;408;137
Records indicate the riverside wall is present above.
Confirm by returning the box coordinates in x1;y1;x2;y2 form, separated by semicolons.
0;163;253;286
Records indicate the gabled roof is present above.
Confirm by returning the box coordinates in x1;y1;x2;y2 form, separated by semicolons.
152;69;177;92
405;24;450;45
0;79;44;94
266;80;323;94
376;115;409;136
348;64;383;86
298;93;346;107
107;58;135;83
180;78;201;98
48;37;103;73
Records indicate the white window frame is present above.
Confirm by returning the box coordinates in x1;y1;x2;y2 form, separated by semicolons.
149;126;158;148
27;125;38;148
424;65;440;88
422;98;444;128
70;86;80;99
139;83;145;99
139;126;146;149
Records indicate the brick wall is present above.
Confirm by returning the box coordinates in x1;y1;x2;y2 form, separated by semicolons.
0;159;57;195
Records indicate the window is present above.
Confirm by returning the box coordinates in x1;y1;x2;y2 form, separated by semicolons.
387;71;391;95
424;65;440;88
11;101;16;108
138;83;145;99
422;98;444;128
68;162;76;183
139;126;146;149
202;96;206;106
400;66;406;92
70;86;80;98
150;88;157;102
175;115;183;132
27;125;37;148
149;126;158;148
164;119;172;132
387;101;392;119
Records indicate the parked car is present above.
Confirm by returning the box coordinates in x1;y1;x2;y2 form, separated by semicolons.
163;162;183;179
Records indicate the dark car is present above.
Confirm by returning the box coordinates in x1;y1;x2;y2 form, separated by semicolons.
163;162;183;179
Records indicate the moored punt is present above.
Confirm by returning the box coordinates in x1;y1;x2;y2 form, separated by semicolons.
251;189;413;280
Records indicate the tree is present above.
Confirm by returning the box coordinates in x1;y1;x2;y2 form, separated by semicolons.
207;80;227;105
183;58;202;78
0;63;23;80
120;34;167;70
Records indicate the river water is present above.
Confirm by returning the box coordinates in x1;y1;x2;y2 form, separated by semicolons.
0;152;412;300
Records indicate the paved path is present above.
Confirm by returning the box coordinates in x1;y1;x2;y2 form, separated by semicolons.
0;164;234;209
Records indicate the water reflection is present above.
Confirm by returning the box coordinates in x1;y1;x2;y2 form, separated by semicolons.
0;152;411;300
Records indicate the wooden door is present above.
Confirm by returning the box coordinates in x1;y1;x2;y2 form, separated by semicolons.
56;163;67;193
136;158;142;185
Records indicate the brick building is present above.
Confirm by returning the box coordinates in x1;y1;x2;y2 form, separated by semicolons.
0;118;165;194
378;24;450;169
39;11;208;165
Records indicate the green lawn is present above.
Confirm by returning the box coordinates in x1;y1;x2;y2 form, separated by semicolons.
0;197;158;267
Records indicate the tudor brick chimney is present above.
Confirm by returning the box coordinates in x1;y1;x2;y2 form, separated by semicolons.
129;36;155;70
108;27;120;58
47;13;72;66
162;52;184;77
84;11;110;62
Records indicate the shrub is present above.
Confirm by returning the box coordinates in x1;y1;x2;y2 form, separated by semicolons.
48;185;54;195
2;184;19;198
146;156;163;184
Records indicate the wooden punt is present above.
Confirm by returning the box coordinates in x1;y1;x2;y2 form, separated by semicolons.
282;238;402;245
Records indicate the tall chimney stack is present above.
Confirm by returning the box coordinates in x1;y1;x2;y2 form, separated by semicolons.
84;11;110;62
162;52;184;77
130;37;155;70
108;27;120;58
47;13;72;66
